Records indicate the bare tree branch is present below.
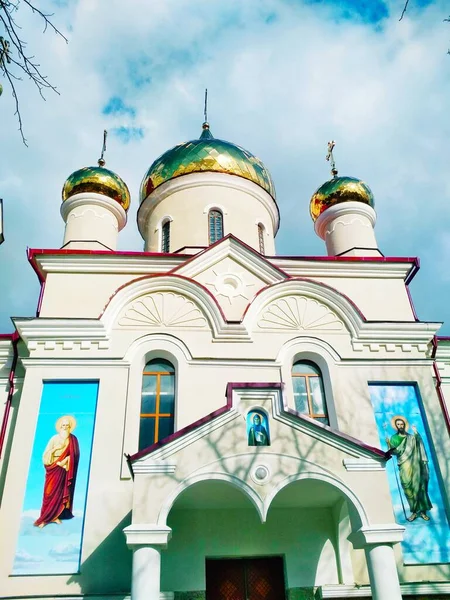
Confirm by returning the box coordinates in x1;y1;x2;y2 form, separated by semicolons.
0;0;67;145
399;0;410;21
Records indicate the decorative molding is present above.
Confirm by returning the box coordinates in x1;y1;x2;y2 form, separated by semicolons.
349;524;405;549
258;295;344;331
173;235;286;286
118;292;208;329
132;462;177;474
103;274;251;342
250;464;271;485
13;318;111;351
343;458;385;472
33;252;186;277
138;171;279;237
319;582;450;598
325;216;372;236
60;192;127;231
315;202;376;240
203;202;228;215
271;258;414;281
123;524;172;548
67;206;119;231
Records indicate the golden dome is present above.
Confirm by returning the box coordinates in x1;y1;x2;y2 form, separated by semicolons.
310;176;374;222
62;166;131;211
140;124;276;204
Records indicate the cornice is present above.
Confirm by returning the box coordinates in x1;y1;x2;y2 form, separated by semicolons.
32;252;186;278
270;258;413;280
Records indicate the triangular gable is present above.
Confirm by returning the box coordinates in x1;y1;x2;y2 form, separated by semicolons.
129;383;386;475
170;235;288;321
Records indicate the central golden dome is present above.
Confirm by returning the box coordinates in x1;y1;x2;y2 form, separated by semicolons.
140;124;276;203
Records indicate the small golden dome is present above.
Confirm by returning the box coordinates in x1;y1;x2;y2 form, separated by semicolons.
310;176;374;222
62;166;131;211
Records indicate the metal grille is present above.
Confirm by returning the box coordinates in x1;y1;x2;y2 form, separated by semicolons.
258;223;265;254
209;209;223;244
161;220;170;253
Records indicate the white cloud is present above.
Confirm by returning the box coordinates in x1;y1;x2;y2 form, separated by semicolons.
14;549;44;564
1;0;450;331
48;542;80;561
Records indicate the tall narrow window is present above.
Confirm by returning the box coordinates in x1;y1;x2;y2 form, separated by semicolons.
258;223;265;254
209;209;223;244
161;220;171;253
292;361;329;425
139;359;175;450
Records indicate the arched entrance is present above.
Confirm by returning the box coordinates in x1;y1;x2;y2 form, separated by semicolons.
158;474;366;598
125;468;404;600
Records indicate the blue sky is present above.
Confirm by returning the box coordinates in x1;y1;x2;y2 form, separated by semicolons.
1;0;450;332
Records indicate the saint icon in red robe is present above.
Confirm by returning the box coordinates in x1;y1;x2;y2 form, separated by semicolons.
34;415;80;528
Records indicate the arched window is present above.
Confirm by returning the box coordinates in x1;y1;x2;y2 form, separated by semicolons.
292;360;329;425
209;209;223;244
161;220;171;253
139;358;175;450
258;223;265;254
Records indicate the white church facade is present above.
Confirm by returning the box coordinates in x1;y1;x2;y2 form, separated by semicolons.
0;123;449;600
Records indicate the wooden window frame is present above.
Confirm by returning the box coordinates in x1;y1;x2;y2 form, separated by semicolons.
140;367;174;446
292;364;328;422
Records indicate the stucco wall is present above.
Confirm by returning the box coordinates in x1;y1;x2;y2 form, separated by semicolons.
163;507;339;591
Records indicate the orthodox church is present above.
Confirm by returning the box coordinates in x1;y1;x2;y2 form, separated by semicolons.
0;118;449;600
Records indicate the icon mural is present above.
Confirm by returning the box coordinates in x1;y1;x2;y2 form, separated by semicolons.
13;381;98;575
34;415;80;528
247;411;270;446
385;415;432;523
369;384;450;564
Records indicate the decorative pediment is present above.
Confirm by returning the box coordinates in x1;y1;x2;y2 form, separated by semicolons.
257;295;344;332
118;292;208;329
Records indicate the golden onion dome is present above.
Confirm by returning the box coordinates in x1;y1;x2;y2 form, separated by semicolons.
140;123;276;204
310;175;374;222
62;165;131;211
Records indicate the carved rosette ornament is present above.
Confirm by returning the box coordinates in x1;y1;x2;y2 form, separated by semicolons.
118;292;207;329
257;296;343;331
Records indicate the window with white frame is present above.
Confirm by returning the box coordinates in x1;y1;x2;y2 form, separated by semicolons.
292;360;329;424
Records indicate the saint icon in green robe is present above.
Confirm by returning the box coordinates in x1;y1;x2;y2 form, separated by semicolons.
386;416;432;522
247;412;270;446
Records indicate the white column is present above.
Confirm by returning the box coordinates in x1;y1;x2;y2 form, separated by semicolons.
61;192;127;250
315;202;381;257
365;544;403;600
131;545;162;600
349;524;405;600
123;524;172;600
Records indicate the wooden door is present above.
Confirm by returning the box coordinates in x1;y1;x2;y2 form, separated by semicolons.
205;557;285;600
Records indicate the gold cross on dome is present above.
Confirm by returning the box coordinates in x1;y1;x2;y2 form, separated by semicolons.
326;140;338;177
98;130;107;167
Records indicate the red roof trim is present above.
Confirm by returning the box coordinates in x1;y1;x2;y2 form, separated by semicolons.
129;382;387;465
